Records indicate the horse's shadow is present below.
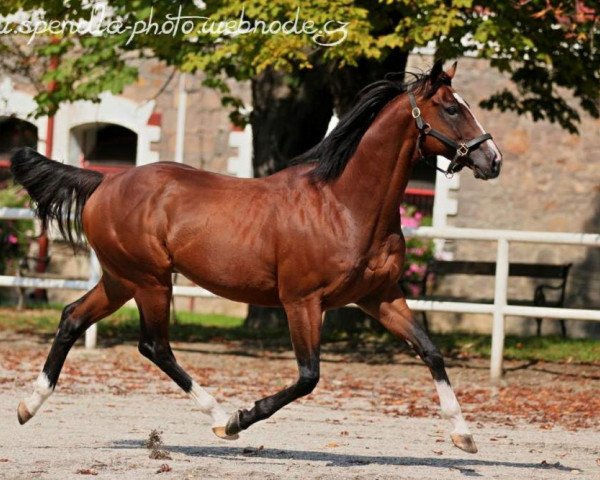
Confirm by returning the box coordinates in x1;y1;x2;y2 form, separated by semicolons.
111;439;574;476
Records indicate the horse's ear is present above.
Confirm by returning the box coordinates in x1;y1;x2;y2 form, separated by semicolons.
429;59;444;83
446;61;458;80
425;59;447;98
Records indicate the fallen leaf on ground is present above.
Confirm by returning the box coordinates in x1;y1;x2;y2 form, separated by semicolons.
540;460;563;469
242;445;264;455
156;464;172;474
146;430;163;450
75;469;98;476
149;450;171;460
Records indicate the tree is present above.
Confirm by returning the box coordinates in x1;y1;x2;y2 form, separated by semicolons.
2;1;596;128
1;0;597;326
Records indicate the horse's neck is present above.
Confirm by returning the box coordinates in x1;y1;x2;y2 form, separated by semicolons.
331;95;417;238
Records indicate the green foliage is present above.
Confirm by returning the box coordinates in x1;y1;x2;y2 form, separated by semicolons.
433;332;600;364
33;35;138;117
0;182;33;274
0;0;597;130
0;305;597;363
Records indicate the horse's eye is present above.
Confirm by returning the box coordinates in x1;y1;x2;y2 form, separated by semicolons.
446;105;459;115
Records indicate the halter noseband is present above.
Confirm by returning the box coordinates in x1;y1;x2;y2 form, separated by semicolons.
408;92;492;178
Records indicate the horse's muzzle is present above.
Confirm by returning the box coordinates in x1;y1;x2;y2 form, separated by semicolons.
470;148;502;180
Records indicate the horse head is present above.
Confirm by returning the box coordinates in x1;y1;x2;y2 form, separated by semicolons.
410;60;502;180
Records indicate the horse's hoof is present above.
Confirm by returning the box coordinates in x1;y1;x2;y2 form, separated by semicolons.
451;433;478;454
225;410;242;436
17;401;32;425
212;426;239;441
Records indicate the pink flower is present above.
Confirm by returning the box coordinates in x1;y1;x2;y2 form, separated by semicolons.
7;234;18;245
407;263;425;275
407;284;420;296
402;217;419;228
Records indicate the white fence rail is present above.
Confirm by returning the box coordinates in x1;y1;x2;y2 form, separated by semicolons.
2;208;599;380
0;207;35;220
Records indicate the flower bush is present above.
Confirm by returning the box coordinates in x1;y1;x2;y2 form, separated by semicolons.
400;204;434;297
0;182;33;275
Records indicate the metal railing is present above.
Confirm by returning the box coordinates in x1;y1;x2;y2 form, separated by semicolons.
1;208;599;380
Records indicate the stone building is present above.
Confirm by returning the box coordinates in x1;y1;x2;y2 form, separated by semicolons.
0;59;252;317
1;54;598;335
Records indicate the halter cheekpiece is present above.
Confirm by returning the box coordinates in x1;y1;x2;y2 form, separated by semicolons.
408;92;492;178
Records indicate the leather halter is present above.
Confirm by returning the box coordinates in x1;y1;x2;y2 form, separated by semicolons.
408;92;492;178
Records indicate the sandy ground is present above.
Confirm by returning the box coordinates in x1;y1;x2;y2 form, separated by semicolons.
0;333;598;479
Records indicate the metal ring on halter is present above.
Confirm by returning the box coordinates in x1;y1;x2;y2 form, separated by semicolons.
421;122;431;134
411;107;421;119
457;144;469;157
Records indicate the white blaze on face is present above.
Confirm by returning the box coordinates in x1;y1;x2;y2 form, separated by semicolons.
434;380;471;435
452;92;502;159
23;372;53;416
189;381;230;427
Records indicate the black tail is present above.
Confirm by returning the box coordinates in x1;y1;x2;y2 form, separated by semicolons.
10;147;104;248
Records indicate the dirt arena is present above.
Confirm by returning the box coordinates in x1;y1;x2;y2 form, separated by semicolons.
0;332;598;479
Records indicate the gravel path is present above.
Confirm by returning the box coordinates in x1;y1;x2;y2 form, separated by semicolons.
0;333;598;479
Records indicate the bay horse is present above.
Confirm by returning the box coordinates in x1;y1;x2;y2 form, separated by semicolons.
11;60;501;454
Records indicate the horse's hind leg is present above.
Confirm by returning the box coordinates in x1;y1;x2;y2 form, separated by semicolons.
359;287;477;454
17;275;132;424
225;298;322;436
134;286;237;440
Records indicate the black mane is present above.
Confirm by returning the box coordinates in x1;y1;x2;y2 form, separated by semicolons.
296;68;443;182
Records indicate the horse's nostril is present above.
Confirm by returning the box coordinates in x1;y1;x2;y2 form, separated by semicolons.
491;154;502;173
493;163;501;177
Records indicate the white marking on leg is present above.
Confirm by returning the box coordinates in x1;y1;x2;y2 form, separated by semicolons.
23;372;53;416
452;92;502;159
189;381;229;427
434;380;470;435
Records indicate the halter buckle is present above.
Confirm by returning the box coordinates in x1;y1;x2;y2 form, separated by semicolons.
457;143;469;157
411;107;421;119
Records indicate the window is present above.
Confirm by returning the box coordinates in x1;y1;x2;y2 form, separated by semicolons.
71;123;137;173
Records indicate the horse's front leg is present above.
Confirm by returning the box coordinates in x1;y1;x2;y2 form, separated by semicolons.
359;286;477;454
225;298;322;436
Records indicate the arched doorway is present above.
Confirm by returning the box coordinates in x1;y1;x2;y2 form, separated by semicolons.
71;123;137;174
